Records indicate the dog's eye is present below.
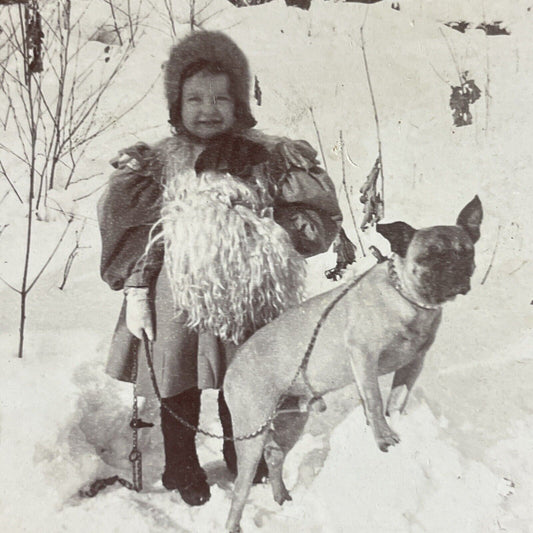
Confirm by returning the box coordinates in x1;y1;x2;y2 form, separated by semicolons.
464;246;474;258
415;252;431;264
455;244;474;258
416;251;440;265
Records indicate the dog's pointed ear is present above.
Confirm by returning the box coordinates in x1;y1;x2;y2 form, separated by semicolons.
376;222;416;257
456;195;483;243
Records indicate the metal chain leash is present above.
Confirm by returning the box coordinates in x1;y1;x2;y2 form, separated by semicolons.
79;346;153;498
142;271;364;441
79;269;365;498
388;254;442;311
144;333;270;441
128;378;143;492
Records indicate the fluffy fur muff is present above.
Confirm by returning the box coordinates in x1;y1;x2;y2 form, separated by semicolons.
155;168;306;345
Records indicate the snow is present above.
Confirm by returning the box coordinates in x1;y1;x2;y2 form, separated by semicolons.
1;1;532;532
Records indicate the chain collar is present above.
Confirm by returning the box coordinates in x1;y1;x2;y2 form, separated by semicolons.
388;254;442;311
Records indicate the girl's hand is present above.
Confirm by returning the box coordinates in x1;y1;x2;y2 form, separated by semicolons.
124;287;155;341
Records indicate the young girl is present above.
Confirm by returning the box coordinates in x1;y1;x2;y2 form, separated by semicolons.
98;31;342;507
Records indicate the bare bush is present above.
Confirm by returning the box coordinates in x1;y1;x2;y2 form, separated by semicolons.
0;0;151;357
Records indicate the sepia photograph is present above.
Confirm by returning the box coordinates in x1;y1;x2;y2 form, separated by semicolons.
0;0;531;531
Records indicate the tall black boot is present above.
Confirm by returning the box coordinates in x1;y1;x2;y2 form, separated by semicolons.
218;389;269;484
161;388;210;505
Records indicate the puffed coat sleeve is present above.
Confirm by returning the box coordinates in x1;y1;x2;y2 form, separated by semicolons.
97;142;164;290
270;139;342;257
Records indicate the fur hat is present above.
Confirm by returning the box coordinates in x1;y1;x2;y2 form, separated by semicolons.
165;31;256;131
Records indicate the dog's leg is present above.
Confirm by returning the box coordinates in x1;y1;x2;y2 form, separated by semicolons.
347;348;400;452
386;326;438;417
265;409;309;505
226;432;269;533
264;436;291;505
386;355;425;416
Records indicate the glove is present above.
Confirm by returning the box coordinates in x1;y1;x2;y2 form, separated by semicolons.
124;287;155;341
274;206;327;256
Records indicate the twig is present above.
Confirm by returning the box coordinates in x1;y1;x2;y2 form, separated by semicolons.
482;0;491;134
47;0;73;192
73;181;107;201
427;60;451;86
195;0;216;18
0;159;23;203
0;274;21;294
439;26;463;85
162;0;177;38
26;217;73;293
17;1;38;358
480;224;501;285
126;0;135;45
360;15;384;217
484;53;491;134
42;205;98;225
197;7;225;27
340;130;365;257
58;44;135;151
0;190;10;206
509;260;527;276
68;171;103;185
59;220;86;290
1;96;11;130
0;142;30;168
2;83;32;157
190;0;196;31
65;71;161;159
309;106;328;173
107;0;124;46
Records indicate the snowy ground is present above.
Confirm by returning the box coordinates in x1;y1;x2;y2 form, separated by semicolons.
1;1;532;532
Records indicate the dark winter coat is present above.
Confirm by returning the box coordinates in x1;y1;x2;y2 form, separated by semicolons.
98;130;342;398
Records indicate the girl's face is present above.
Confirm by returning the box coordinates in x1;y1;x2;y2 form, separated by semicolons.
181;70;235;139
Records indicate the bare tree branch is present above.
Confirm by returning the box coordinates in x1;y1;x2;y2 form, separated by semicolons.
26;217;73;293
68;171;103;185
66;71;161;156
308;106;328;174
0;141;30;166
126;0;135;45
0;274;21;294
73;180;107;201
162;0;177;37
340;130;365;256
360;12;385;217
439;26;463;85
0;158;23;203
106;0;124;45
197;7;225;27
41;205;99;225
481;224;501;285
0;0;147;356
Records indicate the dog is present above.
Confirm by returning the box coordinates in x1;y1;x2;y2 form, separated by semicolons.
223;196;483;533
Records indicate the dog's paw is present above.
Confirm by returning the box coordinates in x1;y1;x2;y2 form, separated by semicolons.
273;487;292;506
375;425;401;452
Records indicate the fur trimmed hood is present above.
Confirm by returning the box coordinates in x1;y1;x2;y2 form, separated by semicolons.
164;31;256;131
